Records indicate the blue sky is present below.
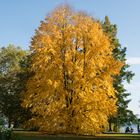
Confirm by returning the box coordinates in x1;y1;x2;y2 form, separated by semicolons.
0;0;140;115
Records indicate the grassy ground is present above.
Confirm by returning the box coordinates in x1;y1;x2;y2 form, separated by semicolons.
12;131;140;140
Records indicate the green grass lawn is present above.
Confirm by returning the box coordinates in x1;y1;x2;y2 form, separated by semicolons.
12;131;140;140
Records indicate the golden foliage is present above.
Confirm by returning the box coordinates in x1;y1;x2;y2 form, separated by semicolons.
22;5;123;135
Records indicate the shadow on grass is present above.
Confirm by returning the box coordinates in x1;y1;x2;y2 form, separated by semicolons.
12;131;140;140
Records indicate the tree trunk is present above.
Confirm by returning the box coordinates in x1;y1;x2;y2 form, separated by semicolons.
109;122;112;131
8;118;11;128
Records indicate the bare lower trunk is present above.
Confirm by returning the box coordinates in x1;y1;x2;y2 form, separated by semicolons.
109;122;112;131
8;118;11;128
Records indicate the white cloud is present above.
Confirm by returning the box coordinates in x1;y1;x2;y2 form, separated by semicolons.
126;57;140;65
124;82;140;89
125;82;140;91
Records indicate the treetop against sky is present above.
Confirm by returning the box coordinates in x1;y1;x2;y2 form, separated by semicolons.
0;0;140;115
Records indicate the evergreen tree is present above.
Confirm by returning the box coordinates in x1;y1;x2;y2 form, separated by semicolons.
102;16;136;131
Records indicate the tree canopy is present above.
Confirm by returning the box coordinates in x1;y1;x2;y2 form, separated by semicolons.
102;16;136;131
0;45;28;127
22;6;123;135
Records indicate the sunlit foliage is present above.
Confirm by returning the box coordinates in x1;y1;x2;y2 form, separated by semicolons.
22;5;123;135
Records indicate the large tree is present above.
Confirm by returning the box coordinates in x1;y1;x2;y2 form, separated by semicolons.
0;45;29;127
102;16;136;131
22;6;123;135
